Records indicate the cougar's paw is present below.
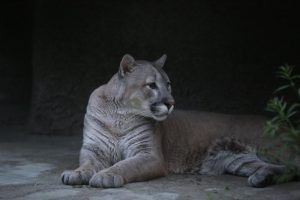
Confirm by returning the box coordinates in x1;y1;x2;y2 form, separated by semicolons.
248;169;272;187
61;170;92;185
248;166;285;188
89;172;125;188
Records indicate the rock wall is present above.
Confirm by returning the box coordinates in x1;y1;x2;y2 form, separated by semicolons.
30;0;300;134
0;1;32;128
0;0;32;105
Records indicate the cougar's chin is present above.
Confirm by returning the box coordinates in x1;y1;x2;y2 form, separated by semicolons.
150;103;173;121
151;113;168;121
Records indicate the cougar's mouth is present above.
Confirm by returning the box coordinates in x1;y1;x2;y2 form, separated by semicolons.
150;102;174;120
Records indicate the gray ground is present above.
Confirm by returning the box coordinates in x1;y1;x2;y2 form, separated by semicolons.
1;126;300;200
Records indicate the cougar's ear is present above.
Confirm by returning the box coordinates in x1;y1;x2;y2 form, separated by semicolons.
153;54;167;68
119;54;136;77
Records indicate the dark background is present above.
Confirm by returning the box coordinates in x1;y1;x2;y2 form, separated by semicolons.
0;0;299;135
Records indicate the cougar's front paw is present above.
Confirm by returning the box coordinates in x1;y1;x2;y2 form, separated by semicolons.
61;170;92;185
89;172;125;188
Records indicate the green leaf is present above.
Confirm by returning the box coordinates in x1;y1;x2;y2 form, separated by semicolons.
287;111;297;118
291;75;300;80
274;85;290;93
287;103;300;114
277;65;294;80
281;101;287;113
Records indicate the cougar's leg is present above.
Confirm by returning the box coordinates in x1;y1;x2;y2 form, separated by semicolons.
89;154;166;188
200;137;289;187
61;143;110;185
89;129;166;188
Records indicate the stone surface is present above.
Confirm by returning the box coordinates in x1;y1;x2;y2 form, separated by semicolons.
0;127;299;200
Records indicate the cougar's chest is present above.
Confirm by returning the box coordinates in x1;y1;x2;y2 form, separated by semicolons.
99;111;145;139
103;119;129;137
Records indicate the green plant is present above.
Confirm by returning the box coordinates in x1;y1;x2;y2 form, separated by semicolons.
262;64;300;182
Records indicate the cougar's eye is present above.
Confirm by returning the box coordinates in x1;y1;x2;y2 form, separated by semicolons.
147;82;157;89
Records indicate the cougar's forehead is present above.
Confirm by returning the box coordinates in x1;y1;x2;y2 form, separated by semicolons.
155;66;170;83
149;67;170;85
132;60;170;83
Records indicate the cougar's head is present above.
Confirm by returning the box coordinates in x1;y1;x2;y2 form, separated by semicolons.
113;54;175;121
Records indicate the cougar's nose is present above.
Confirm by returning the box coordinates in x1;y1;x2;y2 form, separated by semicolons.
163;98;175;110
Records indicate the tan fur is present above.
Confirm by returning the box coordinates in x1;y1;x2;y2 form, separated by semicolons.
159;110;266;173
61;54;294;188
